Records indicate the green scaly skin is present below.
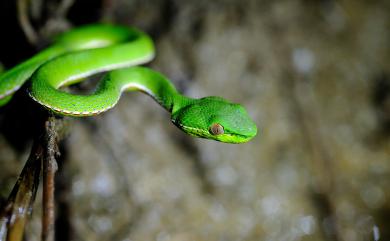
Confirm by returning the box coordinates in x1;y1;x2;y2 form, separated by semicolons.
0;24;257;143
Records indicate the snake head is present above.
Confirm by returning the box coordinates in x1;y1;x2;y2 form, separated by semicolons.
171;96;257;143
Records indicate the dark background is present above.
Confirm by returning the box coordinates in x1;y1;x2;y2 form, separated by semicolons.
0;0;389;240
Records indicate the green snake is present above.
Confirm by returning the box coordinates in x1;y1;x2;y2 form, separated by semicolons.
0;24;257;143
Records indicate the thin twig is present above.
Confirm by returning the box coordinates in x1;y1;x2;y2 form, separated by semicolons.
0;114;66;241
41;116;59;241
55;0;75;18
17;0;39;45
0;139;42;241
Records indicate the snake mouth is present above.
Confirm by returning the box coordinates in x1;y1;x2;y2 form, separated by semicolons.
172;121;254;144
217;132;255;143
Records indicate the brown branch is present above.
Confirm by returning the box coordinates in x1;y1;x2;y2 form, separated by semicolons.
0;115;66;241
41;116;60;241
0;135;42;241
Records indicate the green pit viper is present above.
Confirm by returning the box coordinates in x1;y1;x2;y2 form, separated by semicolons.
0;24;257;143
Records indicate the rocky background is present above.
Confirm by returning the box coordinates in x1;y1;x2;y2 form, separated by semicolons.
0;0;389;241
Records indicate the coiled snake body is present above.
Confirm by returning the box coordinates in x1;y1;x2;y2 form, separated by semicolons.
0;24;257;143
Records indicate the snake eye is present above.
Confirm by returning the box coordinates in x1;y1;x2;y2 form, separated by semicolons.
210;123;224;135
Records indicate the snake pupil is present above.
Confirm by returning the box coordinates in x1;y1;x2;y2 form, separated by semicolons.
210;123;224;135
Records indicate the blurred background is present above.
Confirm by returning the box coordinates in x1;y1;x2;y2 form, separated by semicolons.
0;0;389;241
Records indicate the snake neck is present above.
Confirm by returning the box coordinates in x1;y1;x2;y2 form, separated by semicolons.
170;94;195;115
109;67;194;113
